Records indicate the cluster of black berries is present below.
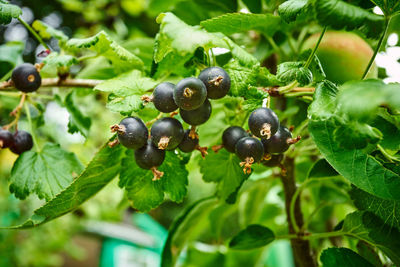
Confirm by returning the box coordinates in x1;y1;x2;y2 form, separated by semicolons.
221;107;300;174
0;129;33;154
112;67;231;180
11;63;42;93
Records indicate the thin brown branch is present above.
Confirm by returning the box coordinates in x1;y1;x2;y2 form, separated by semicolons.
258;86;315;96
0;78;103;90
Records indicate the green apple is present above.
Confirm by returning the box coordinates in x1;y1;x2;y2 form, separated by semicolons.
303;31;377;84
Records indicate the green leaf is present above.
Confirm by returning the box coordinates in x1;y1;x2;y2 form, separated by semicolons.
0;41;24;69
350;186;400;231
199;149;250;202
309;119;400;200
4;141;125;228
370;0;400;16
94;69;158;114
299;49;326;82
154;12;258;78
119;150;188;212
372;114;400;151
0;1;21;25
277;61;313;86
342;211;400;265
9;143;83;201
356;241;383;267
65;31;143;72
200;13;281;37
278;0;314;23
32;20;68;44
307;159;339;178
308;80;338;120
242;0;262;13
314;0;384;39
333;120;382;149
320;247;374;267
161;197;218;267
229;224;275;250
64;91;92;137
42;52;79;71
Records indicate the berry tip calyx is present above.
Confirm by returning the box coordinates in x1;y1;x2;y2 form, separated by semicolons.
209;75;223;86
239;157;254;174
110;124;126;134
287;135;301;145
211;144;224;153
158;136;170;150
151;167;164;181
195;145;208;158
260;123;272;139
108;139;119;148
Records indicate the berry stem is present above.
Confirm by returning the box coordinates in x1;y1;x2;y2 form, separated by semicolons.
24;102;40;152
17;17;50;51
3;93;26;130
0;78;103;90
304;26;327;69
146;113;163;126
362;17;391;79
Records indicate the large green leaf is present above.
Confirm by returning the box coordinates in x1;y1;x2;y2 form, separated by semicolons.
199;149;250;202
200;13;281;37
119;149;188;212
32;20;68;44
154;12;258;78
320;247;374;267
278;0;314;23
94;69;158;114
161;197;218;267
65;31;143;72
314;0;384;39
350;186;400;231
5;142;125;228
42;52;78;69
0;1;21;25
64;92;92;137
370;0;400;16
342;211;400;265
229;224;275;250
276;61;313;86
9;143;83;201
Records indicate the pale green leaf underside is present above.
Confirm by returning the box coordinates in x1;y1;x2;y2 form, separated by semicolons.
0;1;21;25
32;20;68;43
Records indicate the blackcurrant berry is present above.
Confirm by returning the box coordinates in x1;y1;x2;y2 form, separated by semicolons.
222;126;248;153
153;82;178;113
11;63;42;93
0;129;14;149
235;137;264;174
248;108;279;139
198;66;230;99
178;129;199;153
135;141;165;169
112;117;148;149
262;126;292;154
174;77;207;110
180;99;212;126
151;117;184;150
262;154;283;167
10;130;33;155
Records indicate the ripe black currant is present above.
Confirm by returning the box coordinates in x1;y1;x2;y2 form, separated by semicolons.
135;141;166;170
151;117;184;150
222;126;248;153
153;82;178;113
10;130;33;155
198;66;230;99
180;99;212;126
262;154;284;167
11;63;42;93
0;129;14;149
235;137;264;174
262;126;292;154
248;108;279;139
178;129;199;153
111;117;148;149
174;77;207;110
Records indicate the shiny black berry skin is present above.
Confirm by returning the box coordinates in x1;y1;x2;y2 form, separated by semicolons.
262;126;292;154
174;77;207;110
0;129;14;148
235;137;264;162
222;126;248;153
151;117;184;150
180;99;212;126
10;130;33;154
248;108;280;138
134;141;165;169
178;130;199;153
117;117;148;149
153;82;178;113
11;63;42;93
198;66;230;99
262;154;283;167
